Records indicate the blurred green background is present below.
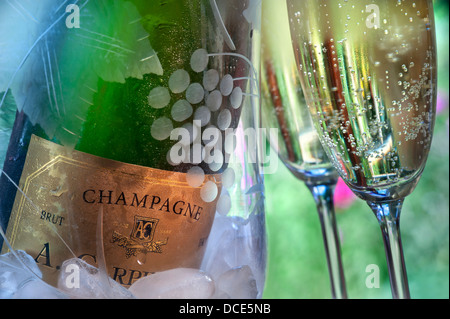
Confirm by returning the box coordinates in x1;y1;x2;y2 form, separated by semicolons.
263;0;449;299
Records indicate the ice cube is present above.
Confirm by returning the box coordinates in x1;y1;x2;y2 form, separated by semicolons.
0;250;42;299
201;216;235;277
57;258;135;299
215;266;258;299
13;280;68;299
200;215;266;298
129;268;215;299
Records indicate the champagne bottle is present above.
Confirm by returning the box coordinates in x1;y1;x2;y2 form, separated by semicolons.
0;0;254;287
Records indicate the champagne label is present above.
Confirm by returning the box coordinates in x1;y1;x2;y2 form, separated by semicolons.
3;135;220;287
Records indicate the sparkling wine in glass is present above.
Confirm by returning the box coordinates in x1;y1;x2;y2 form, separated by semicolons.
287;0;437;298
261;0;347;299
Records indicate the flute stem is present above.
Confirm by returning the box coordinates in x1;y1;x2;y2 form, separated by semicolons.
368;200;411;299
308;183;347;299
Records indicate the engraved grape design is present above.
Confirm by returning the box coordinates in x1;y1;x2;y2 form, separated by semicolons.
148;49;247;212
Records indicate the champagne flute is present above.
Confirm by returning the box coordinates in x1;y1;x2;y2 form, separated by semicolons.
287;0;437;299
261;0;347;299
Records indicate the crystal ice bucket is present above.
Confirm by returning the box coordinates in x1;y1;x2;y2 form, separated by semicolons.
0;0;266;299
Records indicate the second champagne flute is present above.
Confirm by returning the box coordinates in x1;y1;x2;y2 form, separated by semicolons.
261;0;347;299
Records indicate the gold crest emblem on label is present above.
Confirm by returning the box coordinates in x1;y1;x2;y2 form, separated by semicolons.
2;135;220;287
